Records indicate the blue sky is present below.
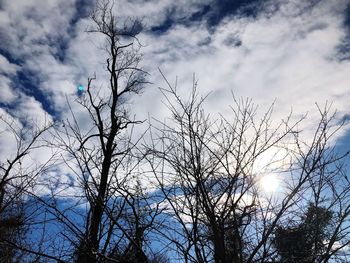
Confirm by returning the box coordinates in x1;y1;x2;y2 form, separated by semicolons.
0;0;350;184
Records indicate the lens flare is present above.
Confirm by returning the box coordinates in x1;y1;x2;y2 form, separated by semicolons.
78;85;84;91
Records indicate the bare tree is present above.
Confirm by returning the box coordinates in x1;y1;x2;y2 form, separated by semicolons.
272;105;350;263
146;74;350;263
0;113;53;262
45;1;163;262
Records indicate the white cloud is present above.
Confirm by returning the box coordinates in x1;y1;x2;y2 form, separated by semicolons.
0;54;18;75
0;0;350;197
15;94;53;126
0;76;16;103
136;0;350;136
0;54;18;103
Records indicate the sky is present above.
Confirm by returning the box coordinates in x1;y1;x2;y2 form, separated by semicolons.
0;0;350;165
0;0;349;260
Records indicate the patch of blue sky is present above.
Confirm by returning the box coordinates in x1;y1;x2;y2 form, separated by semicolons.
149;0;266;35
15;70;57;118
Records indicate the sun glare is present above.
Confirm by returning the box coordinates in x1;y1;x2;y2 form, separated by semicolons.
259;174;280;193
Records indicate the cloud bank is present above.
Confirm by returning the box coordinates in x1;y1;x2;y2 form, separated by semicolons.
0;0;349;155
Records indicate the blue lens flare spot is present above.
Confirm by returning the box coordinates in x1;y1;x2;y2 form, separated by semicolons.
78;85;84;91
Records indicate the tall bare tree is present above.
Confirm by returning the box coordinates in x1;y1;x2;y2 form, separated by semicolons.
48;1;163;262
146;75;350;263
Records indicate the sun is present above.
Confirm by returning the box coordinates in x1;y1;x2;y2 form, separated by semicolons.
259;174;280;193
